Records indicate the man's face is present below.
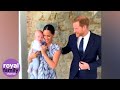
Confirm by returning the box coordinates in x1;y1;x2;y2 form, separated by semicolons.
73;21;84;37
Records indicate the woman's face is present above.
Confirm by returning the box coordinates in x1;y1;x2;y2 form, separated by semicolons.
43;30;54;44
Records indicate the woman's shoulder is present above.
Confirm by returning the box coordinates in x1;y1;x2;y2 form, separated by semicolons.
51;43;60;47
50;43;61;51
49;43;61;55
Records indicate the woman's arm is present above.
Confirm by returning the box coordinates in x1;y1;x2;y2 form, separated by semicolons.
41;45;61;69
28;51;39;63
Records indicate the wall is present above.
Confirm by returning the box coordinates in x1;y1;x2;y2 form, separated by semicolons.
0;11;18;79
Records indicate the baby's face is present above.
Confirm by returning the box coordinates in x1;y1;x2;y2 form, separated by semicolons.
35;31;43;42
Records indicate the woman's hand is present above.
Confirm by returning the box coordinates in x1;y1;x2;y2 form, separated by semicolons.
41;45;48;56
28;52;39;63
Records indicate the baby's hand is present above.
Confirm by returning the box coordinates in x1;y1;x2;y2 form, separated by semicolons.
36;51;41;55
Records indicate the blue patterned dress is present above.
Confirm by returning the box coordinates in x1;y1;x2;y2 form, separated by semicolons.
29;43;61;79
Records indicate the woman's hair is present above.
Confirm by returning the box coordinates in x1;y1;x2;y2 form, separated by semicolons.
43;24;55;35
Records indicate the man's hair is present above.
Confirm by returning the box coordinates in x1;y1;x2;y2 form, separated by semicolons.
73;15;89;27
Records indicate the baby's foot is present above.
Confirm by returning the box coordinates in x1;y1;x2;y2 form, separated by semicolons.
27;69;31;73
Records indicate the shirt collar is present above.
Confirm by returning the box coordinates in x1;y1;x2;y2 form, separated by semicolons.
78;31;90;39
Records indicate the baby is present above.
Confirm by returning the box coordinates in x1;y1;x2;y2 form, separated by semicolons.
27;30;45;79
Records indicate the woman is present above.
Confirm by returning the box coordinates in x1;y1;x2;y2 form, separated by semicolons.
28;24;61;79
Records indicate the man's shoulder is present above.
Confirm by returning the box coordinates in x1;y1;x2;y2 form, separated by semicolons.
91;32;101;39
69;33;76;38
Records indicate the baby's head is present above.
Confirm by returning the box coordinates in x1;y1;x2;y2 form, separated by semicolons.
34;30;43;43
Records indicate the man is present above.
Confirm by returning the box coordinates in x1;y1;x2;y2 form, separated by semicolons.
62;15;101;79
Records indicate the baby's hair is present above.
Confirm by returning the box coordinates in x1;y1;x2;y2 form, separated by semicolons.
35;30;43;34
34;30;43;39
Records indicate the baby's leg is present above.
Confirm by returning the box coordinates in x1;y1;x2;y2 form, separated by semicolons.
29;73;35;79
32;58;39;79
27;62;33;73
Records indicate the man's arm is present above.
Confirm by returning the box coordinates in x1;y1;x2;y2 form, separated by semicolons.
62;36;71;54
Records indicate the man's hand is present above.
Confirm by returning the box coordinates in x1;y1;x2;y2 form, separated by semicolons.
79;61;90;70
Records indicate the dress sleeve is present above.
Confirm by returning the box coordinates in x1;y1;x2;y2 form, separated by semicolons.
52;44;61;55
